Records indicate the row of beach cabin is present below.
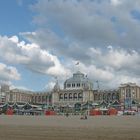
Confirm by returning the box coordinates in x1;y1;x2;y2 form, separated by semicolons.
0;100;139;116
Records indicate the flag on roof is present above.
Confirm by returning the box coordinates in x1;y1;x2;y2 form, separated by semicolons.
75;62;79;65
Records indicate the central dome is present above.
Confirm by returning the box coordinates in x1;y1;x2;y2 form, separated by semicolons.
64;71;93;90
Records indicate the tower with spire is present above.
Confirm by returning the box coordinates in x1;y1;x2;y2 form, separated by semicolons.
52;77;61;106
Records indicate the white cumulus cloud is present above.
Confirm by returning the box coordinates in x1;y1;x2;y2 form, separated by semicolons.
0;63;20;82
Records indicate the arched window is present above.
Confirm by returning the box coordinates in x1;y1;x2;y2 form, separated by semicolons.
73;93;77;99
38;96;41;102
103;93;106;100
49;95;52;102
99;94;102;100
94;94;98;100
45;96;48;102
97;94;100;100
77;83;80;87
72;83;75;87
107;93;111;101
59;94;63;100
42;96;45;102
35;96;37;103
69;93;72;99
78;93;82;99
116;93;119;100
64;93;68;100
112;93;116;100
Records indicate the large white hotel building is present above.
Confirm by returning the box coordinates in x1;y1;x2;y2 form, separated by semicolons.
0;71;140;109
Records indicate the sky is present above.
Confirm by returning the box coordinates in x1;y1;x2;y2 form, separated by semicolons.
0;0;140;91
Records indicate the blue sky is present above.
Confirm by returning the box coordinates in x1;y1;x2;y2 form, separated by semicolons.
0;0;140;91
0;0;50;90
0;0;36;36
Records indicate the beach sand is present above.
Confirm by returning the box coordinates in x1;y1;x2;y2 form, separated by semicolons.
0;115;140;140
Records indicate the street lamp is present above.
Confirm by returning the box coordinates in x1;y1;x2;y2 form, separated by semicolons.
87;101;90;115
131;92;135;111
122;92;125;111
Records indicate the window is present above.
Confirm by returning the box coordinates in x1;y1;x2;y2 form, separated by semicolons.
10;94;13;102
78;93;82;99
73;93;77;99
112;93;116;100
38;96;41;102
82;83;85;87
45;96;48;102
67;84;71;88
69;93;72;99
77;83;80;87
64;93;68;100
72;83;75;87
42;96;45;102
59;94;63;100
35;96;37;102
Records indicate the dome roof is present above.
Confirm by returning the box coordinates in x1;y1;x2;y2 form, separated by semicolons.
64;71;93;90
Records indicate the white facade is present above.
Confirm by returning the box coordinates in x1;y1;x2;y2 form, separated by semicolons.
52;71;94;107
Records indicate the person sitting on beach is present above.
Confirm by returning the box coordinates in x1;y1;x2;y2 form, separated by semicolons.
66;113;69;117
80;115;87;120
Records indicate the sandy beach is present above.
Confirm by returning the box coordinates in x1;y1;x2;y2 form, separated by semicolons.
0;115;140;140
